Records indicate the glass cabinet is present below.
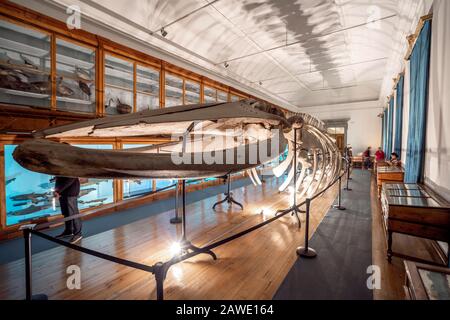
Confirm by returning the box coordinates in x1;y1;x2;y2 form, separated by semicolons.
122;144;153;199
73;144;114;210
56;38;96;113
0;19;51;108
230;94;242;102
184;80;200;105
104;54;134;115
217;90;228;103
136;64;159;112
204;86;217;103
165;73;183;107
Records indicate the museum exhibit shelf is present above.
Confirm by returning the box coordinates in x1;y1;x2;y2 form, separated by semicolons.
136;64;160;112
165;72;183;107
104;54;134;115
185;79;200;105
0;19;51;109
56;38;96;114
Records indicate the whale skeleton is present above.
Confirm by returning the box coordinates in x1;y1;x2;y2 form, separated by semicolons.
13;100;342;199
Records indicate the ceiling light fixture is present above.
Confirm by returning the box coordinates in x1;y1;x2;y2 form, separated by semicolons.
160;27;168;37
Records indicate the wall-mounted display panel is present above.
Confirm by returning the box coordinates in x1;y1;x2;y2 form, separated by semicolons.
165;73;183;107
0;19;51;109
104;54;134;115
136;64;159;112
56;38;96;113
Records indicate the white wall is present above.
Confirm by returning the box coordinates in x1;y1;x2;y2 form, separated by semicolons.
423;0;450;201
299;101;383;155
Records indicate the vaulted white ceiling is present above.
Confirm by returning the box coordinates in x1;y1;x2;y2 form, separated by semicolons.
18;0;433;109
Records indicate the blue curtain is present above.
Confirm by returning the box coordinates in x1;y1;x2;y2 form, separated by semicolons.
405;20;432;183
393;75;404;157
382;109;387;152
385;98;394;156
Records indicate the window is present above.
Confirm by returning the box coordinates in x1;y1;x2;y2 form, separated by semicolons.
0;19;51;109
230;94;243;102
136;64;159;112
165;73;183;107
122;144;153;198
56;38;96;113
104;54;134;115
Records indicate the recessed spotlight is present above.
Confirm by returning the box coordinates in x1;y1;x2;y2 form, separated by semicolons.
160;27;168;37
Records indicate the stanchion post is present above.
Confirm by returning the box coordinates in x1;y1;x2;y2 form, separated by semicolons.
170;181;182;224
24;228;32;301
333;176;346;210
296;198;316;258
344;160;352;191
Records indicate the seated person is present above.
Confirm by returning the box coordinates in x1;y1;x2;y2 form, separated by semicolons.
388;152;401;167
375;147;385;162
363;146;372;169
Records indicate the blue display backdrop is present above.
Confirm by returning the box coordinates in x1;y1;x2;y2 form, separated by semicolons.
405;20;432;183
4;144;114;226
394;75;404;157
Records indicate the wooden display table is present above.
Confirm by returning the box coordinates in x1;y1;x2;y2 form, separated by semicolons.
404;260;450;300
377;166;404;197
381;183;450;266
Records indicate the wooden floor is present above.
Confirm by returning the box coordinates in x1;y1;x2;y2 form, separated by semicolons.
0;177;339;300
370;171;444;300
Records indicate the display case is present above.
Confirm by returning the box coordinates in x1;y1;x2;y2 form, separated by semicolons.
56;38;96;113
0;19;51;109
104;54;134;115
2;143;115;226
165;73;183;107
4;144;58;226
122;143;154;199
204;86;217;103
230;94;242;102
136;64;159;112
184;79;200;105
217;90;228;103
73;144;114;209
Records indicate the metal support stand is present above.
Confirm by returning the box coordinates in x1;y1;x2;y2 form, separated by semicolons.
180;180;217;259
344;161;352;191
275;128;302;229
170;181;182;224
296;198;317;258
212;174;243;210
332;176;346;210
156;181;217;300
22;225;47;300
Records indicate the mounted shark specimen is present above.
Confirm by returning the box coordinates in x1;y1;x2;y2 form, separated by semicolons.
13;100;341;200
